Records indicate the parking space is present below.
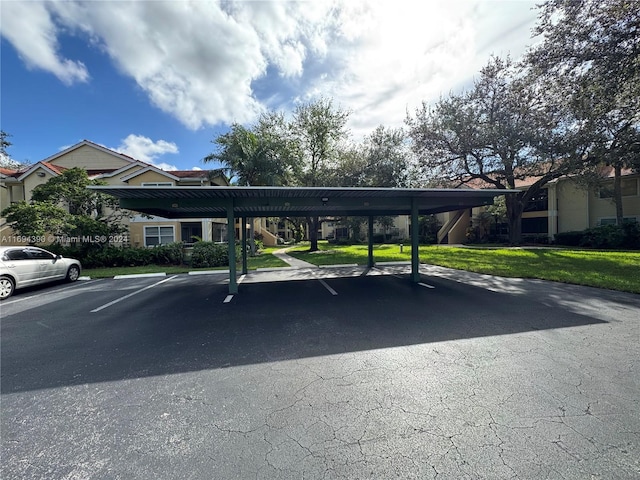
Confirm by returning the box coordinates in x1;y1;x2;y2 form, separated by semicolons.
2;267;639;479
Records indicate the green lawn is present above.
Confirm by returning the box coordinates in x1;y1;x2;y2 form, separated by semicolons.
84;247;288;279
288;242;640;294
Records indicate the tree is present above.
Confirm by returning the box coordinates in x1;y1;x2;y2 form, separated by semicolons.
290;98;350;251
204;113;297;187
526;0;640;225
330;126;414;243
407;56;585;243
204;113;298;253
1;131;20;169
1;201;69;242
0;131;11;157
360;126;413;188
2;168;129;245
375;216;396;242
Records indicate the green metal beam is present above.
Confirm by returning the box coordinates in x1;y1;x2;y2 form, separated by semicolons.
368;216;374;268
227;201;237;294
241;216;248;275
411;198;420;283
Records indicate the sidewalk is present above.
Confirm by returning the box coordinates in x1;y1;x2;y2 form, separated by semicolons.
272;248;317;268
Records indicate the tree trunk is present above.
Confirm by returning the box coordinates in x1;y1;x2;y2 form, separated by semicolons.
249;217;256;256
613;163;624;225
505;194;524;245
307;216;319;252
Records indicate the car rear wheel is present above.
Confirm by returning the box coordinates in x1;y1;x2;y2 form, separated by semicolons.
66;265;80;282
0;275;15;300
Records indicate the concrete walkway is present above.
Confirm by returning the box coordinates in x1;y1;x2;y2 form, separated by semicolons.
272;247;317;268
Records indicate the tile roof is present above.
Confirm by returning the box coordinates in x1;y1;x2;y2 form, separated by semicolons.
40;161;67;175
0;167;18;176
169;170;211;178
454;165;638;190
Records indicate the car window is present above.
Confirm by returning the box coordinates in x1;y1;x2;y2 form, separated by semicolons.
26;249;55;260
4;249;30;261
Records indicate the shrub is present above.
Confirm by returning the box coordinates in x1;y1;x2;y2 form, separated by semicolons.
46;243;186;268
555;224;640;249
190;241;240;268
372;233;385;243
151;242;185;265
621;222;640;249
253;239;265;254
580;224;625;248
521;234;549;245
554;231;584;246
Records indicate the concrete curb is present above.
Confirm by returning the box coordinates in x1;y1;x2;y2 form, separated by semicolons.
188;270;229;275
113;273;166;279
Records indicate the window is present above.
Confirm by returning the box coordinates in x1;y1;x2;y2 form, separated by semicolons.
599;179;638;198
622;178;638;196
599;217;638;226
523;189;548;212
27;248;55;259
142;182;173;187
4;249;28;261
522;217;548;234
144;226;175;246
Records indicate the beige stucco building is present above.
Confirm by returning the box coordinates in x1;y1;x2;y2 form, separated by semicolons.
0;140;235;247
439;169;640;244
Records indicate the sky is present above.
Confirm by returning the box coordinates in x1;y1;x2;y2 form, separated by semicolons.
1;0;541;172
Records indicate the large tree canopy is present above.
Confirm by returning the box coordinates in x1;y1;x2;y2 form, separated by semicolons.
290;98;350;250
527;0;640;224
334;126;412;188
406;56;585;243
204;112;297;187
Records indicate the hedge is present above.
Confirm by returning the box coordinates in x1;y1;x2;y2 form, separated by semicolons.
47;242;186;268
555;223;640;249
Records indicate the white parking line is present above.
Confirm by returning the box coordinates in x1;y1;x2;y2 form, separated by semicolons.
318;279;338;296
90;275;178;313
2;294;38;305
1;280;98;306
223;295;234;303
418;282;436;289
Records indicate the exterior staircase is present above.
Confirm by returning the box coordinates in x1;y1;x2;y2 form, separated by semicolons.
437;209;467;244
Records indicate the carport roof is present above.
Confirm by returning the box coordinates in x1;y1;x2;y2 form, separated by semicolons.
90;185;510;218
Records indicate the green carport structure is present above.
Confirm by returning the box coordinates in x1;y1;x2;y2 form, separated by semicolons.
90;186;509;294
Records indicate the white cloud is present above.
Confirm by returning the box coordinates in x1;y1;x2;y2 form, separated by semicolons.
114;134;179;170
2;0;539;136
153;162;180;172
0;1;89;85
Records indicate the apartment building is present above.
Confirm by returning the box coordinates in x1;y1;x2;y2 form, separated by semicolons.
0;140;233;247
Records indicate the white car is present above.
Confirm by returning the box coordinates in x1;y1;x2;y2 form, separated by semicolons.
0;246;82;300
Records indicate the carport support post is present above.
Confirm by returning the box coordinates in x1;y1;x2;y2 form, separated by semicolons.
241;215;248;275
368;216;374;268
226;202;238;294
411;198;420;283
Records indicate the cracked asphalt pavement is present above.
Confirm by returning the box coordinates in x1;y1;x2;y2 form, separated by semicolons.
1;265;639;479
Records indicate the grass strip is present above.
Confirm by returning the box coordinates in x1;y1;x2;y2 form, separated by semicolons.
288;243;640;294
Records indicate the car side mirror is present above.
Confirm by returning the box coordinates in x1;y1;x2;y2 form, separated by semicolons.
56;254;62;260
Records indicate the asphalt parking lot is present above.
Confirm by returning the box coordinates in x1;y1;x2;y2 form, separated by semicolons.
1;265;639;479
